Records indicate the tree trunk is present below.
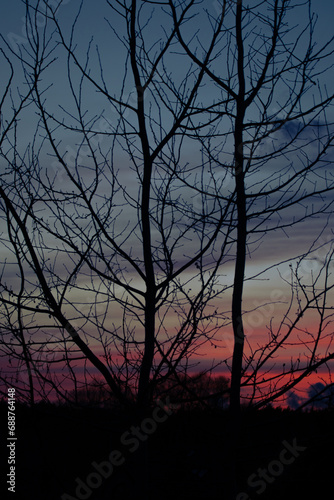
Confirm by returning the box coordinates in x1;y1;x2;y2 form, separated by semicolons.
229;2;247;497
230;0;246;421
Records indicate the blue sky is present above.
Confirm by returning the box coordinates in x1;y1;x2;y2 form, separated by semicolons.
1;0;333;292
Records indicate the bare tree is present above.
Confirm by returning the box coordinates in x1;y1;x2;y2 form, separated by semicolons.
0;2;333;499
0;0;232;410
170;0;334;416
0;0;333;415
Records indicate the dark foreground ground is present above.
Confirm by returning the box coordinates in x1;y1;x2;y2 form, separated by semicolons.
1;402;333;500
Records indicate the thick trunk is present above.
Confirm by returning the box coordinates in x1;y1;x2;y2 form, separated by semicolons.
230;0;246;419
137;290;155;409
129;0;156;411
230;155;246;416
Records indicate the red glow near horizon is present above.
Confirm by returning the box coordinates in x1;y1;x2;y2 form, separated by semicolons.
2;324;332;410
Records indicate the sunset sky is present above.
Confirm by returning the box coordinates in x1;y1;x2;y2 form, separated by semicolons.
0;0;334;408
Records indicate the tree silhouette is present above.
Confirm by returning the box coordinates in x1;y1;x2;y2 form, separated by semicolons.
0;0;232;409
1;1;334;499
171;0;334;416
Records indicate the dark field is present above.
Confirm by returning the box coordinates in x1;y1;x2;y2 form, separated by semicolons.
1;403;333;500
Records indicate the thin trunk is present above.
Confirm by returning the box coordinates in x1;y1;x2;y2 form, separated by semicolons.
129;0;156;411
0;185;128;407
228;2;247;496
128;5;155;498
18;330;35;406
